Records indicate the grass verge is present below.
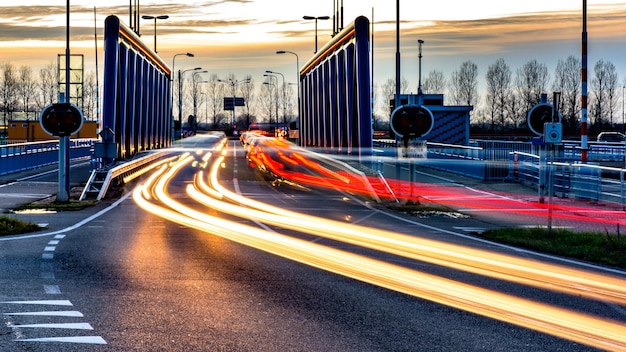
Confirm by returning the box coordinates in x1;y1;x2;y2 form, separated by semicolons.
0;215;42;236
476;227;626;269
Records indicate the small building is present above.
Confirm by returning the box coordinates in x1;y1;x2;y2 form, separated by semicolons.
6;120;98;143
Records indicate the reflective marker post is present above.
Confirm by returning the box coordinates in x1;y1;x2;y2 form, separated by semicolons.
58;136;70;202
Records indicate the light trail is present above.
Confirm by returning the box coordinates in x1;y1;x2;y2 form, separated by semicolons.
133;148;626;350
196;151;626;307
245;136;625;228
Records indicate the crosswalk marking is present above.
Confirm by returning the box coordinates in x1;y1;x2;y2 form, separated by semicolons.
4;311;84;317
14;336;107;344
1;300;72;306
10;323;93;330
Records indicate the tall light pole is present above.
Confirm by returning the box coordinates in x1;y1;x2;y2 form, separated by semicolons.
277;50;300;140
303;15;330;53
417;39;424;96
266;70;284;128
263;75;278;130
171;53;193;143
141;15;168;53
179;67;202;139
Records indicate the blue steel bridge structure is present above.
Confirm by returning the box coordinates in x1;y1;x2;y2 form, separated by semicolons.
101;15;376;161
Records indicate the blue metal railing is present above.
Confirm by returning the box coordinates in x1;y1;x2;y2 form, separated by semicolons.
0;139;96;176
372;139;625;209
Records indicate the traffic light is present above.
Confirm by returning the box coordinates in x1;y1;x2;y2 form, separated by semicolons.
527;103;554;136
40;103;84;137
390;105;434;138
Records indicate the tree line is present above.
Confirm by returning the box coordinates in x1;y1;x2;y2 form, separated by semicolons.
2;55;624;137
379;55;625;136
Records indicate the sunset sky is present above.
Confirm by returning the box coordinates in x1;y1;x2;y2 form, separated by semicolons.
1;1;625;99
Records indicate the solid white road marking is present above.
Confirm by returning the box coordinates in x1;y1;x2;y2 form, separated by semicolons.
43;285;61;294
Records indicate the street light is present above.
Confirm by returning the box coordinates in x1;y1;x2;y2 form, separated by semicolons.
263;74;278;132
417;39;424;95
141;15;169;53
277;50;300;140
179;67;202;139
171;53;193;143
266;70;284;128
302;15;330;53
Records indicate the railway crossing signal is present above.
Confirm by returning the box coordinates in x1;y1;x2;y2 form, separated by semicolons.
40;103;84;137
390;105;434;138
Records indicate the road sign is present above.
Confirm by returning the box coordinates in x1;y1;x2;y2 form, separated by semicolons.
224;97;245;111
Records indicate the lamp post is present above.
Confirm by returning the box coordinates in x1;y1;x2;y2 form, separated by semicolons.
171;53;193;143
277;50;300;140
179;67;202;140
141;15;168;53
417;39;424;96
303;15;330;53
266;70;284;128
263;75;278;132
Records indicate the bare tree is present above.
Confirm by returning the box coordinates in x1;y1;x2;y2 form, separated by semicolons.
422;70;446;94
259;77;274;123
83;71;97;121
239;75;255;129
380;76;409;118
590;59;618;126
513;60;549;131
0;62;18;125
449;61;479;109
552;55;580;133
485;58;512;132
38;62;58;110
380;78;395;119
17;65;37;121
205;73;224;128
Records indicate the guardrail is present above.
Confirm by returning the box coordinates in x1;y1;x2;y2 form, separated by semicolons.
0;139;95;176
510;151;626;209
80;150;178;200
371;140;625;210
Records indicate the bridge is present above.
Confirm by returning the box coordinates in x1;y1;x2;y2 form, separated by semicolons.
1;14;625;208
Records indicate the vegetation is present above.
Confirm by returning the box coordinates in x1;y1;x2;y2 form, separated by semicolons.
0;215;41;236
13;199;96;212
476;227;626;269
3;53;624;139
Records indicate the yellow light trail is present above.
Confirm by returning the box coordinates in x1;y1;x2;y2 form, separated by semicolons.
193;152;626;307
133;150;626;350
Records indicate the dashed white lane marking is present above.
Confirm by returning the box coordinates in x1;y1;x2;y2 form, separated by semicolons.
14;336;107;344
4;311;84;317
48;240;60;245
43;285;61;294
41;253;53;259
44;246;56;252
453;226;487;233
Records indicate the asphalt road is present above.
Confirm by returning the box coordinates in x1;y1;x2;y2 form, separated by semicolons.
0;137;622;351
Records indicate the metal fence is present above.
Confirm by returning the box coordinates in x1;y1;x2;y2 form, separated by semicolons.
372;139;626;209
0;139;95;176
